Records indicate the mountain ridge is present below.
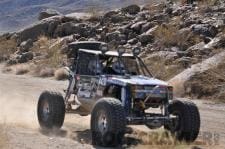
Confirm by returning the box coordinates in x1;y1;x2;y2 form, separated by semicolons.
0;0;155;34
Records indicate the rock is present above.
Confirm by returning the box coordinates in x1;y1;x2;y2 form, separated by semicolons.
17;52;34;63
111;14;128;23
177;51;189;58
186;42;206;57
7;59;18;65
61;35;76;44
55;22;75;37
121;5;140;15
164;7;173;15
130;21;146;33
103;10;119;20
150;13;169;23
177;57;192;68
204;36;225;49
19;39;33;53
17;21;49;42
191;24;218;38
118;24;132;35
48;20;60;37
181;19;202;28
199;48;212;56
146;51;178;65
38;9;61;20
103;11;129;23
138;34;154;44
106;31;126;43
128;38;138;45
169;51;225;97
54;22;93;37
142;3;165;12
172;5;194;16
141;22;155;33
146;25;159;35
128;32;138;40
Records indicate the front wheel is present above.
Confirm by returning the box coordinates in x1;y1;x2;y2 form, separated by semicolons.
91;98;126;147
37;91;65;130
165;100;200;143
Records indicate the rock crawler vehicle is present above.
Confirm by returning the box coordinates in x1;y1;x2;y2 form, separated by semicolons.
37;41;201;147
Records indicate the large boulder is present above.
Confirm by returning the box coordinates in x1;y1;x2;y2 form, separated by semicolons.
102;11;129;23
130;21;146;33
38;9;61;20
186;42;206;57
48;20;60;37
54;22;94;37
17;21;49;42
121;5;141;15
138;34;154;44
172;5;194;16
169;51;225;97
17;52;34;63
19;39;33;53
106;31;126;43
204;35;225;49
191;24;218;38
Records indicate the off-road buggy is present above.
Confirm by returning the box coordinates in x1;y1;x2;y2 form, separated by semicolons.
37;41;200;147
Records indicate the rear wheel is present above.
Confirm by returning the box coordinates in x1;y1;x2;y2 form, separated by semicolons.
37;91;65;130
165;100;200;142
91;98;126;147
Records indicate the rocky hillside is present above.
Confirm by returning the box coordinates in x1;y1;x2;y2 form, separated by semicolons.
0;0;158;33
0;1;225;101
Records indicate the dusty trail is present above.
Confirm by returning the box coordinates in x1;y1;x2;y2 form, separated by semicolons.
0;65;225;149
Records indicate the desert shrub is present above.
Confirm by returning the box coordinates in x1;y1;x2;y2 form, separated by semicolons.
0;36;17;62
198;0;219;6
15;65;29;75
54;68;69;80
144;54;184;80
31;36;66;69
217;88;225;102
0;124;8;149
2;67;12;73
154;24;201;50
31;65;54;77
39;67;55;77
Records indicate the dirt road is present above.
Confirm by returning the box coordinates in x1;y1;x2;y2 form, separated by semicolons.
0;65;224;149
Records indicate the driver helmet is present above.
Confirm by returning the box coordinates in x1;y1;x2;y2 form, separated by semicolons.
112;61;126;74
88;59;103;75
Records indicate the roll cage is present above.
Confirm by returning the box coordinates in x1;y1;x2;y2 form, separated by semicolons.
73;48;153;77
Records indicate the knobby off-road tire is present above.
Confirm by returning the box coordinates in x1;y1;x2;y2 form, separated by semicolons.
91;98;126;147
38;91;65;130
165;100;200;143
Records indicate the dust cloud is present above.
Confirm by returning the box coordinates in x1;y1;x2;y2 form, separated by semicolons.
0;93;38;128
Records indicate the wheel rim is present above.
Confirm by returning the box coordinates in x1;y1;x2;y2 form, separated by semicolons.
97;111;108;135
170;111;181;133
42;100;50;121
